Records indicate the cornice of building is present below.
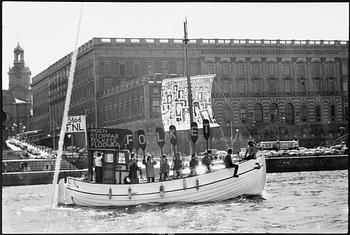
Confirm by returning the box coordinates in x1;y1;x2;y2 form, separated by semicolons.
31;37;349;86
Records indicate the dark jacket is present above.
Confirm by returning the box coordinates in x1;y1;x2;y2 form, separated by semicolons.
129;162;139;184
223;154;234;168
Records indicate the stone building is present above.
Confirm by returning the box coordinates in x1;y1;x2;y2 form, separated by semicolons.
2;43;32;137
31;37;348;152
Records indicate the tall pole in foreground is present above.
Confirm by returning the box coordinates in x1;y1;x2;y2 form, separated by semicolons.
184;18;194;155
184;18;193;125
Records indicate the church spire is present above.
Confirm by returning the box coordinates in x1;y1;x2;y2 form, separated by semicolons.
14;42;24;64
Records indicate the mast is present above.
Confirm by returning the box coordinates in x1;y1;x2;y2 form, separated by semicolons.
183;18;194;126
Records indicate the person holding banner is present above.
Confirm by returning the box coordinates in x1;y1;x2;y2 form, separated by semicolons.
142;154;157;183
173;152;184;179
128;156;140;184
189;154;199;176
94;152;103;183
202;150;213;173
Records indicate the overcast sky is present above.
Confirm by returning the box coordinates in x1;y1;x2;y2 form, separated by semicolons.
2;2;349;90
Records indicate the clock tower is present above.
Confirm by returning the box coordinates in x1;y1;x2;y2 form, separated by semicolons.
8;42;31;101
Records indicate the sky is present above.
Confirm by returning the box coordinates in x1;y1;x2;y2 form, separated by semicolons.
2;2;349;90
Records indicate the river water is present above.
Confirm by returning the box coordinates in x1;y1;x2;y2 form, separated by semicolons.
2;170;348;233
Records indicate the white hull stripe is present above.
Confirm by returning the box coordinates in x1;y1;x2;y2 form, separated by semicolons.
66;164;263;197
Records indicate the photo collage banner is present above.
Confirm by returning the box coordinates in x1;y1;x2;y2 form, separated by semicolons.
161;74;219;131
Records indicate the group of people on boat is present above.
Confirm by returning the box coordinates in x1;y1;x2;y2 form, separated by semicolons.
92;140;258;184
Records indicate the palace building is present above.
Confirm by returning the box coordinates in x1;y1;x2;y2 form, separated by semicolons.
31;38;348;152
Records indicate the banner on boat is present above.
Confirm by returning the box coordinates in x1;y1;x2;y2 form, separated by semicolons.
161;74;219;131
87;128;133;151
65;115;86;133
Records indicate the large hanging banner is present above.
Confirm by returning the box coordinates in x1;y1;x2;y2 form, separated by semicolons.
161;74;219;131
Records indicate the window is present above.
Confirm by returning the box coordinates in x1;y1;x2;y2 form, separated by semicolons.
328;78;335;92
104;62;111;75
238;63;245;76
283;63;291;77
343;80;348;92
300;104;308;122
147;61;154;76
283;78;292;93
253;78;261;93
222;64;229;78
312;63;321;77
162;61;169;76
207;63;215;74
119;64;125;76
104;79;112;91
300;79;307;93
190;65;197;76
252;63;260;77
330;104;336;121
285;103;294;123
134;63;140;76
297;63;306;77
341;61;348;75
314;78;321;92
268;63;276;76
315;105;321;121
268;78;277;94
254;103;263;122
327;63;335;77
240;107;246;122
239;79;246;94
345;106;349;121
270;103;279;123
225;106;233;123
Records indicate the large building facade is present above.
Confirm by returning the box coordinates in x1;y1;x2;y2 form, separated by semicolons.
31;38;348;152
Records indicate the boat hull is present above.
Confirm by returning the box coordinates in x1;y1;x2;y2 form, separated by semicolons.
58;156;266;207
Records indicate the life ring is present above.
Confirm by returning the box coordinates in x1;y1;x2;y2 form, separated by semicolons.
195;178;199;191
159;184;165;198
183;178;187;190
108;187;112;200
128;186;132;199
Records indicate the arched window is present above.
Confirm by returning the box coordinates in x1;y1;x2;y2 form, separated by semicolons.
254;103;263;122
300;104;308;122
240;106;246;122
285;103;294;124
268;78;277;94
315;105;321;121
270;103;279;123
330;104;336;121
225;106;233;123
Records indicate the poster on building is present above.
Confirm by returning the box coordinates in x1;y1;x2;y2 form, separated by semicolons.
87;128;133;150
66;115;86;133
161;74;219;131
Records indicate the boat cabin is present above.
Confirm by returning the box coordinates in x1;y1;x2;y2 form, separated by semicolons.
98;150;130;184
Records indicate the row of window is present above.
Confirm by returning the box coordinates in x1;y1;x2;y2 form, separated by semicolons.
100;98;144;124
218;103;348;125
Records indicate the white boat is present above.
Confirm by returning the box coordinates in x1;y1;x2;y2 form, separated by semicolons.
58;156;265;207
56;20;266;207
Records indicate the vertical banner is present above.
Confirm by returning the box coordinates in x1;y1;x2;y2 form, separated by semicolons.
190;122;198;155
161;74;219;131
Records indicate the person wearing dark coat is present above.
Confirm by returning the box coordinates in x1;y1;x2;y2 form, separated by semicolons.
128;157;140;184
223;148;239;177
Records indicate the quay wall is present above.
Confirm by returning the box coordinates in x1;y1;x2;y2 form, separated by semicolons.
2;169;87;186
266;155;348;173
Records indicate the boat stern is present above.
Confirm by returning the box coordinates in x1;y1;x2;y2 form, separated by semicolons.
57;178;74;206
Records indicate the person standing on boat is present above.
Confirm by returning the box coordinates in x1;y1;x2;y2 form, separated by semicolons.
173;152;183;179
142;154;157;183
202;150;213;173
244;140;257;160
159;154;170;181
224;148;239;177
128;156;140;184
94;152;103;183
189;153;199;176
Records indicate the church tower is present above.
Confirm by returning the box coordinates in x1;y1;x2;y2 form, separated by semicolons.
8;42;31;101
